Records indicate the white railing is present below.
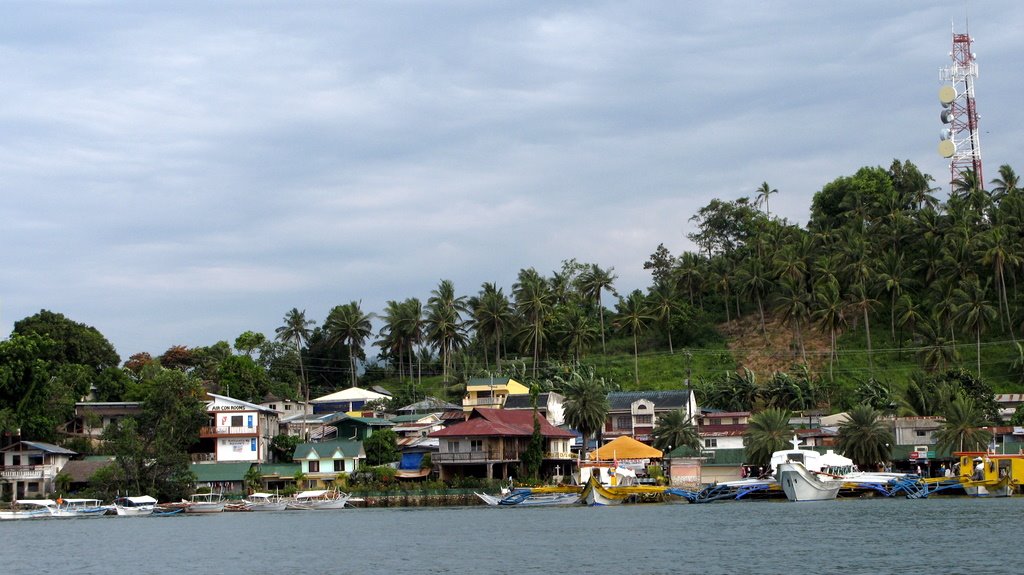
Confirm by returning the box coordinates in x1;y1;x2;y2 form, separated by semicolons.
0;465;55;480
462;397;503;407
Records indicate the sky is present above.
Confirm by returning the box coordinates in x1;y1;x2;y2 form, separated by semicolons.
2;1;1022;360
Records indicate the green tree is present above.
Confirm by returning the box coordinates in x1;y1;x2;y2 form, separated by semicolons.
651;409;699;453
613;290;653;385
363;428;399;466
425;279;468;383
234;331;267;358
520;385;545;480
934;394;992;453
953;277;997;379
270;434;300;463
13;309;120;372
744;408;792;467
559;369;610;455
276;308;315;438
836;405;893;470
578;264;617;354
513;269;553;378
325;301;376;387
755;181;778;218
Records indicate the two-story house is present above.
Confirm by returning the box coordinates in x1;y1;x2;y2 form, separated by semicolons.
697;410;750;452
0;441;76;499
604;390;698;444
502;391;567;426
462;377;530;412
69;401;144;445
430;408;574;481
292;439;365;489
195;393;279;464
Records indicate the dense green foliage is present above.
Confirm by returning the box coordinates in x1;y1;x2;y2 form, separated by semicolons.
363;428;399;466
836;405;894;469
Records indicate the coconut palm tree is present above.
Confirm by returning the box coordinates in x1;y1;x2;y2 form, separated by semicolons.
744;408;792;467
613;290;653;385
673;252;705;308
578;264;617;354
651;410;700;452
836;405;893;470
773;276;811;363
325;301;375;387
812;278;846;381
469;283;514;371
559;370;610;456
557;306;598;365
275;308;315;438
425;280;468;384
513;268;554;378
737;257;772;340
953;277;997;378
755;181;778;218
978;225;1019;341
645;283;680;354
934;394;992;453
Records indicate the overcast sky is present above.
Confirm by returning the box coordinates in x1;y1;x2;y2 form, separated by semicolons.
2;1;1021;360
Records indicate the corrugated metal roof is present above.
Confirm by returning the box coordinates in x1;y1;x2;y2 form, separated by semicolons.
607;391;692;410
292;439;364;460
430;408;574;439
190;462;253;482
0;441;77;455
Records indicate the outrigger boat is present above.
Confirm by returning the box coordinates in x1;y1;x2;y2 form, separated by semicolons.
286;489;351;510
52;498;110;518
243;492;288;512
0;500;58;520
476;484;582;506
113;495;157;516
184;492;227;513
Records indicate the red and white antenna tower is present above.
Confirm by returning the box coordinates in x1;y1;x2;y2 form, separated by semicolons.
938;24;983;190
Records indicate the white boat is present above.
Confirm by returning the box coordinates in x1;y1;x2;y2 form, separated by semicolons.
0;500;58;520
243;492;288;512
113;495;157;516
185;492;227;513
476;487;581;506
53;498;110;518
579;476;630;506
286;489;351;510
773;437;849;502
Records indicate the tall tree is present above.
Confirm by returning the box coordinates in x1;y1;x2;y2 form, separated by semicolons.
744;408;792;467
755;181;778;218
651;409;699;453
275;308;315;438
425;279;468;384
326;301;376;387
836;405;893;470
578;264;617;354
953;277;997;379
559;369;611;457
613;290;653;386
513;269;553;378
934;394;992;454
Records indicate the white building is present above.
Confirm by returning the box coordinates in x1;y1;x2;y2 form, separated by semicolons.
197;393;279;464
0;441;77;499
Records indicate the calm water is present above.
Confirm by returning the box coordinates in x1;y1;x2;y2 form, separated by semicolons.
2;497;1022;575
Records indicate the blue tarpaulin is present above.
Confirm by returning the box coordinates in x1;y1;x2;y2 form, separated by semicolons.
399;453;424;470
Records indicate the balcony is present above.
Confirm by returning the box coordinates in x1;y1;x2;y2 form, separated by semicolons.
433;449;522;463
544;451;574;460
200;426;257;438
462;397;505;408
0;465;54;480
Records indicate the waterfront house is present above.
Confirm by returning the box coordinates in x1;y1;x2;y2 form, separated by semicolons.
0;441;76;499
191;461;254;493
69;402;144;445
697;410;750;452
195;393;279;464
292;439;365;489
257;462;302;492
60;457;114;493
311;386;390;415
430;408;574;481
502;391;567;426
462;377;530;412
603;390;699;445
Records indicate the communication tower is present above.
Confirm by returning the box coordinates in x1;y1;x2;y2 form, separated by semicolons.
937;25;983;189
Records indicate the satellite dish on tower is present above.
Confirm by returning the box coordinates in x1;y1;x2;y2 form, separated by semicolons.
941;109;953;123
938;139;956;158
939;85;957;107
940;128;952;141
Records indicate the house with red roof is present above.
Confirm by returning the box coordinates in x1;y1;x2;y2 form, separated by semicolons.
430;408;575;481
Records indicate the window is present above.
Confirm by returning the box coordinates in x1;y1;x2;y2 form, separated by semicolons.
12;455;21;466
231;415;243;427
471;440;484;452
616;416;631;430
635;415;653;425
334;460;345;472
636;404;648;410
915;430;927;437
308;461;320;473
711;418;721;425
269;404;277;410
704;438;718;448
450;441;461;453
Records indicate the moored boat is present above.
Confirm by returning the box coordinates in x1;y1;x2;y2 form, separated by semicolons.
286;489;351;510
53;498;111;518
580;476;630;506
185;492;227;513
113;495;157;516
777;461;844;502
244;492;288;512
0;500;58;520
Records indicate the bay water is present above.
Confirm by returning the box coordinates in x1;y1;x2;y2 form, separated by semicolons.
2;497;1021;574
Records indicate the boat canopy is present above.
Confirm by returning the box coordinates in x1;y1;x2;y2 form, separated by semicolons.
294;490;330;498
121;495;157;505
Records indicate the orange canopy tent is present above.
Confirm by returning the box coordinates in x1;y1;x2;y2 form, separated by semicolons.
588;435;663;460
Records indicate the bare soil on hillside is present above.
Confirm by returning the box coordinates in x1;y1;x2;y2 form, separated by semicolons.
718;313;832;377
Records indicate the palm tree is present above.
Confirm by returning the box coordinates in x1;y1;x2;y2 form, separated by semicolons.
469;283;514;371
646;283;680;354
560;370;610;456
978;225;1019;341
737;257;772;340
755;181;778;218
557;306;598;365
812;278;846;381
744;408;792;467
275;308;315;438
325;301;375;387
425;280;468;383
651;410;699;453
513;268;554;378
578;264;617;354
613;290;653;385
846;282;879;372
673;252;704;308
953;277;997;378
836;405;893;470
989;164;1020;202
773;276;811;363
934;394;992;453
